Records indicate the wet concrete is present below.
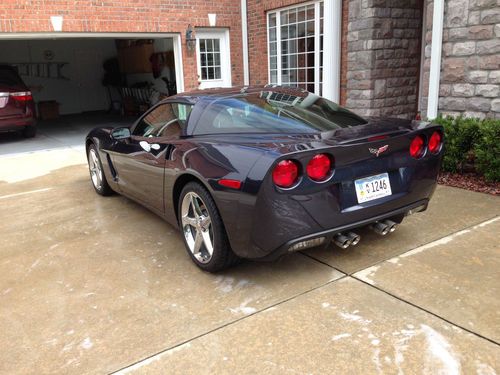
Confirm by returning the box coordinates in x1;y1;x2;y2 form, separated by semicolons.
354;217;500;343
0;149;499;374
127;279;500;375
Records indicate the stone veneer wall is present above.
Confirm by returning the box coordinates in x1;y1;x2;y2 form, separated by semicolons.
420;0;500;119
346;0;423;119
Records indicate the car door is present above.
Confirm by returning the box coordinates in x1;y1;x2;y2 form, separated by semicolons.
110;102;191;212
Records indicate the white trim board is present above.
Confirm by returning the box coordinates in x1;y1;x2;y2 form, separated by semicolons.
241;0;250;85
426;0;444;119
0;32;179;39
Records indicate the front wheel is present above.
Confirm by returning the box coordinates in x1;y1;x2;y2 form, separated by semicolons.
87;144;113;196
178;182;239;272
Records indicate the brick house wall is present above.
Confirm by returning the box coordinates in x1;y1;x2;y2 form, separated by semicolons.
2;0;496;120
420;0;500;119
345;0;423;119
0;0;244;92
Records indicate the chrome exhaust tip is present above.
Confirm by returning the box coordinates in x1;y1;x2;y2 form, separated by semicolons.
333;234;351;249
345;232;361;246
382;219;397;233
370;222;390;236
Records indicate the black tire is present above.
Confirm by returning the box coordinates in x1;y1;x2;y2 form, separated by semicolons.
178;182;239;272
22;125;37;138
87;144;114;196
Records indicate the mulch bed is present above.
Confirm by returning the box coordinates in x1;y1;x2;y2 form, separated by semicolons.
438;172;500;196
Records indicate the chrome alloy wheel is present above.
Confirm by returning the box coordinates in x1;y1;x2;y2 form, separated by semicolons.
88;149;103;190
181;192;214;263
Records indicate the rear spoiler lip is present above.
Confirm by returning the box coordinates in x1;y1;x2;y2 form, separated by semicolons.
336;129;409;146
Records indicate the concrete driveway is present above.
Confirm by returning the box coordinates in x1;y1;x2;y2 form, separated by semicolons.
0;147;499;374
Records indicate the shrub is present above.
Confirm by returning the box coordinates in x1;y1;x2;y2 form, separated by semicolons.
434;116;480;173
474;119;500;182
432;116;499;182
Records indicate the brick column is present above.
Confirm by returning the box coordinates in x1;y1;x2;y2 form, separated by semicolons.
346;0;423;119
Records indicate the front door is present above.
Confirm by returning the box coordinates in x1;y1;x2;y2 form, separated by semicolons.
110;102;190;211
196;29;232;89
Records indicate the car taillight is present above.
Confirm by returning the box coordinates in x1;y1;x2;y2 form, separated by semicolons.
409;135;425;159
306;154;332;181
10;91;33;102
273;160;299;188
428;131;442;154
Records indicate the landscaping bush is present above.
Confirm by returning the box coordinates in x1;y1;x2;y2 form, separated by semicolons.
432;116;500;182
474;119;500;182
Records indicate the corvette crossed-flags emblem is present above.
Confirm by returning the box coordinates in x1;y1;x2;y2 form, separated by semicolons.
368;144;389;157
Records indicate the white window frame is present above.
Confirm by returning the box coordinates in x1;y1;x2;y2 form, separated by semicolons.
195;28;232;89
266;0;341;102
197;38;223;81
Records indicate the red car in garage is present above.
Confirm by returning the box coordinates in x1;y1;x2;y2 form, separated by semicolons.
0;65;36;138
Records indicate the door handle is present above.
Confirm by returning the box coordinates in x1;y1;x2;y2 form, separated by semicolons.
139;141;160;152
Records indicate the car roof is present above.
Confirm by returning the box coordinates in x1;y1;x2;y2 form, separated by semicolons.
167;85;311;104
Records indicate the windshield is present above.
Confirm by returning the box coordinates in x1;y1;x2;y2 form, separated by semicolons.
192;91;367;135
0;67;23;86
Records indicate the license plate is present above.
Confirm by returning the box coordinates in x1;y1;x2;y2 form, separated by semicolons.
0;96;7;108
355;173;392;203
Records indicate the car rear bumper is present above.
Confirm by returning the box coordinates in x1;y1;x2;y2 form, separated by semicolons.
254;199;428;261
219;156;441;260
0;116;36;131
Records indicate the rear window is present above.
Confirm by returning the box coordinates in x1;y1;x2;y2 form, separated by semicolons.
0;66;23;86
192;92;367;135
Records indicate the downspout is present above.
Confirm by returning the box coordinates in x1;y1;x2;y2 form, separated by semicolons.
427;0;444;120
241;0;250;86
322;0;341;103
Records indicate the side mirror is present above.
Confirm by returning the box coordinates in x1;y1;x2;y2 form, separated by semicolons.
111;127;131;140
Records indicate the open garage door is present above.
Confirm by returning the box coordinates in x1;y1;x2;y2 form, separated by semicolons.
0;33;183;154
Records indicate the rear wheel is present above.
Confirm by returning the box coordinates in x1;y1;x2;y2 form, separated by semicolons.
22;125;36;138
87;144;113;196
178;182;239;272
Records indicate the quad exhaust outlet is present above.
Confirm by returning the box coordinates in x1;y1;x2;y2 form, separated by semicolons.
333;234;351;249
333;220;397;249
345;232;361;246
333;232;361;249
370;220;398;236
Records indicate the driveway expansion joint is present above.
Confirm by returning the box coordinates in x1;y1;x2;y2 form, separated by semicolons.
110;272;349;374
347;214;500;276
351;276;500;348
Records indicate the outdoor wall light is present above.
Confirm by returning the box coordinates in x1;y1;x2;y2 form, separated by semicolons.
186;24;196;51
50;16;63;32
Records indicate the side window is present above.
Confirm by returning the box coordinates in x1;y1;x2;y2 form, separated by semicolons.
132;103;193;138
157;103;193;138
133;104;173;137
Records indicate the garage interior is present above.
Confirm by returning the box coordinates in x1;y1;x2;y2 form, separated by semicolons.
0;35;179;153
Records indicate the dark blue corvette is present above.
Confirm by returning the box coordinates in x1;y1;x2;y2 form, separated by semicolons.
86;86;443;272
